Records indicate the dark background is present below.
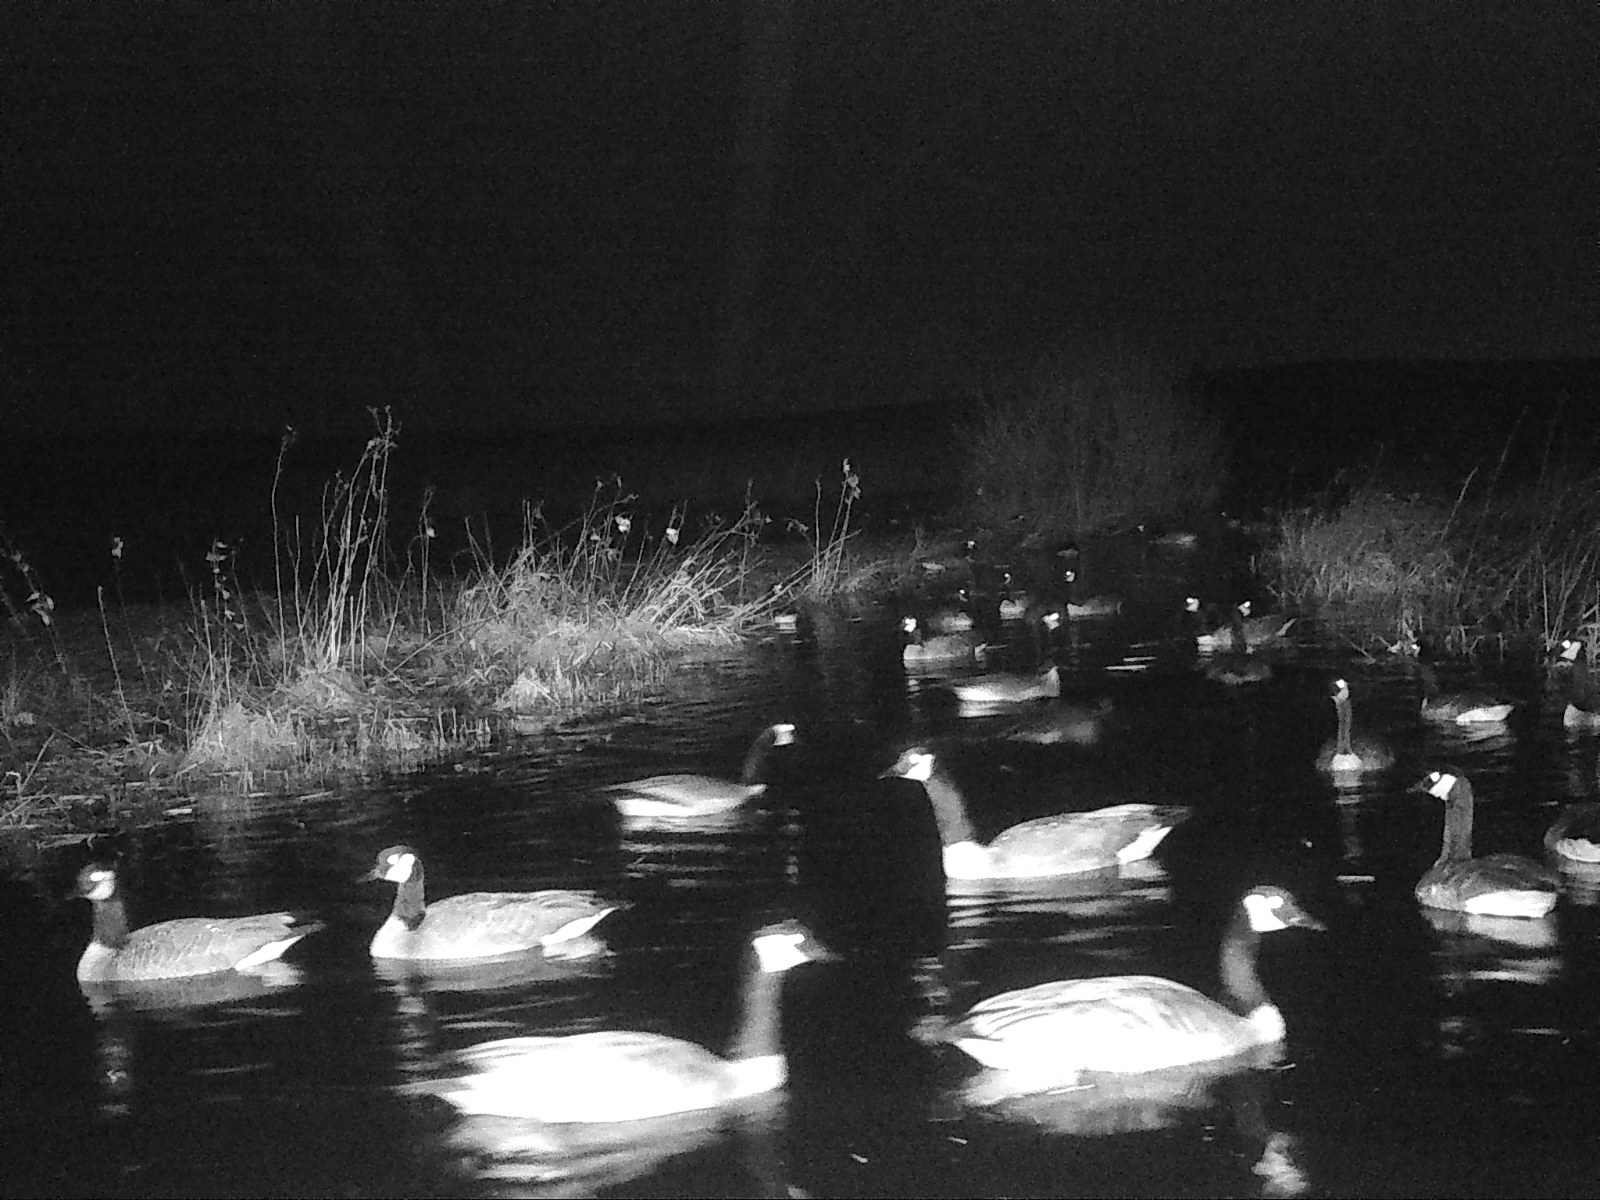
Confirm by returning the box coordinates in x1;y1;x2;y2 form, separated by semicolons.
5;3;1592;436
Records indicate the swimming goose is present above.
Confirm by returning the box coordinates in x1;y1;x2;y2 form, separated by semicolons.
1550;638;1600;729
1545;802;1600;866
1059;568;1122;619
996;572;1030;621
921;589;976;635
1417;662;1514;725
425;920;830;1122
1315;678;1395;777
1187;598;1237;653
365;845;617;960
945;885;1322;1090
604;723;798;819
949;662;1061;706
1001;697;1113;746
901;615;986;666
1411;771;1559;918
1204;611;1272;687
75;862;320;983
879;747;1185;881
1233;600;1296;647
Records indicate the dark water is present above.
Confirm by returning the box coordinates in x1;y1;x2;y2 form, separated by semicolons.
7;568;1600;1198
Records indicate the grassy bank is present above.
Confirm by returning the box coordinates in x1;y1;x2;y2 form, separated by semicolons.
1270;470;1600;655
0;421;943;833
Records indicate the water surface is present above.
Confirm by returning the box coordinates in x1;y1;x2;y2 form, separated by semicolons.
8;588;1600;1198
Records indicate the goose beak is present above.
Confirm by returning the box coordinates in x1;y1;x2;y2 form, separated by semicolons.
359;865;385;883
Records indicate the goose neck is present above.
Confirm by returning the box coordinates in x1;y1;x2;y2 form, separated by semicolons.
741;731;776;786
727;943;787;1069
1334;693;1354;754
920;763;979;848
392;868;428;931
1218;902;1270;1015
90;893;133;951
1436;779;1475;866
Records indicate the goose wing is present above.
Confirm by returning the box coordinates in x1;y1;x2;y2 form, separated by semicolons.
424;891;614;954
950;977;1258;1077
111;913;309;981
1418;855;1558;915
604;774;757;811
987;805;1183;876
444;1032;730;1121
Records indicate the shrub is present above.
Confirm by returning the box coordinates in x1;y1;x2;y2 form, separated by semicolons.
961;342;1228;544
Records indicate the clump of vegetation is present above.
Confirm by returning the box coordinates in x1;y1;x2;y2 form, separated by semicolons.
961;342;1229;545
0;412;884;826
1271;484;1463;651
1270;467;1600;654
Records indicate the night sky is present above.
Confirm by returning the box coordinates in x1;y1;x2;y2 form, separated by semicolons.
5;3;1593;435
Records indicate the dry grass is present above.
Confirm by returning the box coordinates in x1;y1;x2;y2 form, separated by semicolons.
1270;470;1600;655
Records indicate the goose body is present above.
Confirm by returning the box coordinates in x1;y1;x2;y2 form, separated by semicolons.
1191;599;1293;652
366;846;616;961
1059;568;1122;619
880;747;1185;881
1411;772;1559;918
921;591;976;635
75;863;318;983
605;723;796;819
1418;663;1513;725
946;886;1322;1089
1002;697;1112;746
1546;803;1600;865
1316;678;1395;777
1551;638;1600;729
901;615;986;666
427;921;828;1122
950;662;1061;706
1204;611;1271;686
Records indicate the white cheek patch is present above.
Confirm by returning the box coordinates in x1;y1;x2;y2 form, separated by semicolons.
384;853;416;883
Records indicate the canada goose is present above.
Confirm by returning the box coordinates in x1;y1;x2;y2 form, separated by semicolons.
1417;662;1514;725
1001;697;1113;746
879;746;1186;881
74;862;319;983
996;572;1030;621
1059;569;1122;619
921;589;976;635
1316;678;1395;777
423;920;830;1122
1234;600;1295;646
604;723;798;819
1546;802;1600;866
1411;771;1559;918
949;662;1061;706
1204;612;1271;687
365;845;617;961
945;885;1322;1090
901;615;986;667
1550;638;1600;729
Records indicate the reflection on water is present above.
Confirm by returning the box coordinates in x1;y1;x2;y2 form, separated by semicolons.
11;603;1600;1196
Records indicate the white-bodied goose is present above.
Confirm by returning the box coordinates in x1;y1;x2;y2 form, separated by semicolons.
901;615;986;666
946;885;1322;1090
365;845;616;960
75;862;320;983
1411;771;1559;918
425;920;830;1122
950;662;1061;706
1417;662;1513;725
1315;678;1395;777
604;723;797;819
879;747;1185;882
